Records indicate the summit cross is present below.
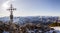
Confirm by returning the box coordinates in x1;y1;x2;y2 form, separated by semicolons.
7;4;16;22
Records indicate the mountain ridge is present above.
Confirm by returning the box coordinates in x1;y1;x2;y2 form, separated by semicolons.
0;16;60;25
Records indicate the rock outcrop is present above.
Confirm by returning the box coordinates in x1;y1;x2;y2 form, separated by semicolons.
0;21;57;33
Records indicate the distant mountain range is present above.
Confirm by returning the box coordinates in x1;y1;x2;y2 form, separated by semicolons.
0;16;60;25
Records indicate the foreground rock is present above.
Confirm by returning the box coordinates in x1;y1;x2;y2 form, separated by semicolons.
0;21;59;33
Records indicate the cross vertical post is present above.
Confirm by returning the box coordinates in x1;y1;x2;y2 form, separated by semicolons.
7;4;16;22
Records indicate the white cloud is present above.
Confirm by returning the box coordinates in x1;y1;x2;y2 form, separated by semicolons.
1;0;15;10
0;0;15;17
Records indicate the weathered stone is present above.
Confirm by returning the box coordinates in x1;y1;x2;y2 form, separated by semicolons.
53;31;56;33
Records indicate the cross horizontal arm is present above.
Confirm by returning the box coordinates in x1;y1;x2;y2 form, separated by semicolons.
7;8;16;11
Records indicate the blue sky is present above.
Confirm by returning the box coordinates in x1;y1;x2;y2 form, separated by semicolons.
0;0;60;17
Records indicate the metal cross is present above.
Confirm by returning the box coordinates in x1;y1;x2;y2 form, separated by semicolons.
7;4;16;15
7;4;16;22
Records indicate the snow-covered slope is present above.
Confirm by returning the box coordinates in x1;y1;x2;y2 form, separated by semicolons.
51;27;60;33
51;27;60;31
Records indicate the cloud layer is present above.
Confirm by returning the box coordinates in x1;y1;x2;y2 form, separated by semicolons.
0;0;15;17
1;0;15;10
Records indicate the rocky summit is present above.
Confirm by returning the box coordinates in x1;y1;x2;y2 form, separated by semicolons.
0;21;58;33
